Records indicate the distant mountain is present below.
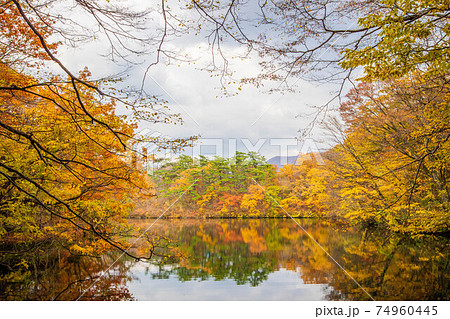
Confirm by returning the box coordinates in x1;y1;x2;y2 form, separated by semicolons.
267;155;299;167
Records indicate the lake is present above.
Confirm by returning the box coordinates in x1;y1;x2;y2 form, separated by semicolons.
1;218;448;300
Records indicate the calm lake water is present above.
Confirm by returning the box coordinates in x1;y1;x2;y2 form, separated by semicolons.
1;219;448;300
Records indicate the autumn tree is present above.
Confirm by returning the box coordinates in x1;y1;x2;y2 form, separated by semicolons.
153;152;282;217
0;0;193;269
188;0;450;86
277;158;335;216
321;74;450;233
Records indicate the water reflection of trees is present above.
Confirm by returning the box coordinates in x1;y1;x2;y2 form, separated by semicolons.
0;246;134;300
144;219;449;300
2;219;447;300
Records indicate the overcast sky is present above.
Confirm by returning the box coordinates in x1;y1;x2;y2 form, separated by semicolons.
53;1;341;160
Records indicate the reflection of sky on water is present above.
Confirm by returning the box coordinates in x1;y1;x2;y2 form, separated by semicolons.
127;263;331;300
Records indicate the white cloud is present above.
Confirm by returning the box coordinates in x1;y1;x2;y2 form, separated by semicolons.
129;45;335;159
43;3;338;160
